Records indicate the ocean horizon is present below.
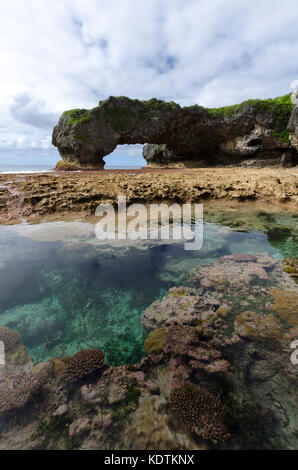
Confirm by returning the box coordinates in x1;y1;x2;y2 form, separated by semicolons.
0;163;144;174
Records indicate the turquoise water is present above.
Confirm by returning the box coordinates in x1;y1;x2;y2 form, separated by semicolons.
0;210;297;365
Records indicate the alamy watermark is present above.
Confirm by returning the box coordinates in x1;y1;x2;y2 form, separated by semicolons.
290;340;298;365
95;197;203;250
0;341;4;365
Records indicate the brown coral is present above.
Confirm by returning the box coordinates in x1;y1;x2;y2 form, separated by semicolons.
65;348;105;383
282;258;298;284
234;310;284;347
169;382;229;444
270;289;298;328
166;325;230;374
144;328;167;355
0;366;40;413
0;327;21;351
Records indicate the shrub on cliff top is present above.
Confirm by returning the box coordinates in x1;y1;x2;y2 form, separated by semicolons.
65;348;105;383
207;93;293;122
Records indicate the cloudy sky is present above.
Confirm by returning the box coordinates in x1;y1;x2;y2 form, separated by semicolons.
1;0;298;168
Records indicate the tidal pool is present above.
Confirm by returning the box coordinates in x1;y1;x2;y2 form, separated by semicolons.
0;208;297;365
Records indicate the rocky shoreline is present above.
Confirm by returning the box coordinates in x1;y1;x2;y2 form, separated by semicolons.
0;167;297;224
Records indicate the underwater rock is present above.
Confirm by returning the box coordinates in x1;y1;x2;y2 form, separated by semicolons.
53;358;68;384
234;311;284;347
189;253;271;291
0;327;32;367
80;364;147;407
128;395;206;450
53;405;68;417
32;361;54;384
142;286;219;331
92;411;113;430
69;418;91;438
0;298;65;347
0;326;21;350
143;253;298;347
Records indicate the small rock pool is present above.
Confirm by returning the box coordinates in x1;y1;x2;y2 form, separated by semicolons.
0;207;297;365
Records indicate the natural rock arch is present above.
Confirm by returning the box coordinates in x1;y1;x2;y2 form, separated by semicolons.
52;95;298;169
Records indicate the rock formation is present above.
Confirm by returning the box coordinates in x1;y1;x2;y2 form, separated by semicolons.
52;94;298;169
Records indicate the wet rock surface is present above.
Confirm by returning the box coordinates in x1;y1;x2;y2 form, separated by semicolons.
0;167;297;224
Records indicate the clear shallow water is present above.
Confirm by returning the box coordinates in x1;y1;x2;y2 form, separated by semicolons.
0;210;297;365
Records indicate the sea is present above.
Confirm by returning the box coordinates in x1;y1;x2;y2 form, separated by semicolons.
0;164;54;174
0;164;143;174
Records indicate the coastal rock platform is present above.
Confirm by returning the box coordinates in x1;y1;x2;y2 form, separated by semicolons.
0;167;297;224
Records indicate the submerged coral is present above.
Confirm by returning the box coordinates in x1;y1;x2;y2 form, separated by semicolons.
0;327;21;350
128;395;205;450
144;328;167;355
270;288;298;328
282;258;298;283
169;382;229;444
234;311;284;347
65;349;105;383
0;366;40;413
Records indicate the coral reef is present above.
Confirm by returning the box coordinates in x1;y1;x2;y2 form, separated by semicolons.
0;224;297;451
0;327;32;367
0;366;40;413
64;349;105;383
154;325;231;376
144;328;167;355
169;382;229;444
128;395;205;450
142;287;215;331
282;258;298;283
270;289;298;328
234;311;284;347
0;326;21;350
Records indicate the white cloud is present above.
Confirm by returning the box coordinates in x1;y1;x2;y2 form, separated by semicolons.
0;0;298;165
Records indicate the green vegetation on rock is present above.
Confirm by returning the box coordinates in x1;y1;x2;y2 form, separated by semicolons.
206;93;293;122
272;129;291;144
104;107;131;132
63;109;92;125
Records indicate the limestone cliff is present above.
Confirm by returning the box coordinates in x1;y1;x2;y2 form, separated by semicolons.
52;94;298;169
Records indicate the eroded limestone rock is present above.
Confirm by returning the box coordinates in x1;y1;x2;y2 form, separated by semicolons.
52;95;298;169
